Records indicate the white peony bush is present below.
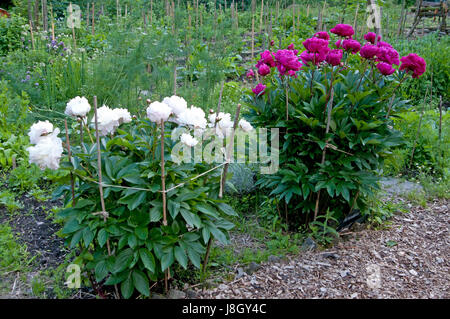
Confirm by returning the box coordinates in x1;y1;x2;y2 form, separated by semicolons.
27;128;63;170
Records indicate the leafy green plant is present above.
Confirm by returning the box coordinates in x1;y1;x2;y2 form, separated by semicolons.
246;36;409;230
0;189;23;213
309;209;339;245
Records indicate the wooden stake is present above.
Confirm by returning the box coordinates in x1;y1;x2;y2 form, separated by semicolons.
64;119;76;205
409;88;428;167
260;0;264;33
220;104;242;198
91;2;95;35
93;96;120;299
87;2;90;28
314;88;334;220
29;20;35;50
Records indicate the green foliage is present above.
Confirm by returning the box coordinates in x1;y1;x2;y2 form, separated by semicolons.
0;189;23;213
0;223;30;273
393;34;450;102
0;14;27;55
388;108;450;176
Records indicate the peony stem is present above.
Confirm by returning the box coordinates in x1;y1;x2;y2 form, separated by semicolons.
93;96;120;299
314;88;334;221
356;59;368;91
285;79;289;121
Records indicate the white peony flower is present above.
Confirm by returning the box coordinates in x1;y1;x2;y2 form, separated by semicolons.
112;108;132;125
177;106;207;129
238;119;254;132
92;105;120;136
180;133;199;147
211;112;233;139
65;96;91;117
162;95;188;117
28;120;54;145
27;128;63;170
146;101;172;123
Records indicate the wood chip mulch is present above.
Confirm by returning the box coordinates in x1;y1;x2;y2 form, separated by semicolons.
197;199;449;299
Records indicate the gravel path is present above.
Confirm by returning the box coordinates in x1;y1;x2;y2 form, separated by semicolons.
198;199;449;299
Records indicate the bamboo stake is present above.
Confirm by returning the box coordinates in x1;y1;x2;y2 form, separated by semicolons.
91;2;95;35
438;95;443;165
150;0;153;25
173;64;177;95
314;88;334;221
260;0;264;33
50;5;54;41
409;88;428;167
41;0;48;32
28;0;33;30
64;119;76;205
251;16;255;61
87;3;90;28
29;21;35;50
93;96;120;299
34;0;39;30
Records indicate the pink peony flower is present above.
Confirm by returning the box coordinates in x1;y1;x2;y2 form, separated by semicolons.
326;49;343;66
303;37;329;54
330;24;354;38
256;50;276;68
314;31;330;40
287;70;298;78
377;41;393;49
288;43;295;50
335;40;342;48
258;64;271;76
300;50;327;66
246;69;255;78
342;39;361;54
274;49;302;76
360;44;379;59
377;47;400;65
364;32;381;44
377;62;396;76
270;40;275;47
399;53;426;78
252;83;266;96
300;51;315;65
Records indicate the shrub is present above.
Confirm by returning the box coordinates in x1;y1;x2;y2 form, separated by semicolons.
28;95;244;298
245;26;421;229
0;13;27;55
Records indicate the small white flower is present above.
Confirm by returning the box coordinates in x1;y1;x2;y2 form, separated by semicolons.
92;105;120;136
65;96;91;118
180;133;199;147
27;128;63;170
162;95;188;117
177;106;207;129
146;101;172;123
112;108;132;125
28;120;54;145
216;114;234;139
238;119;254;132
